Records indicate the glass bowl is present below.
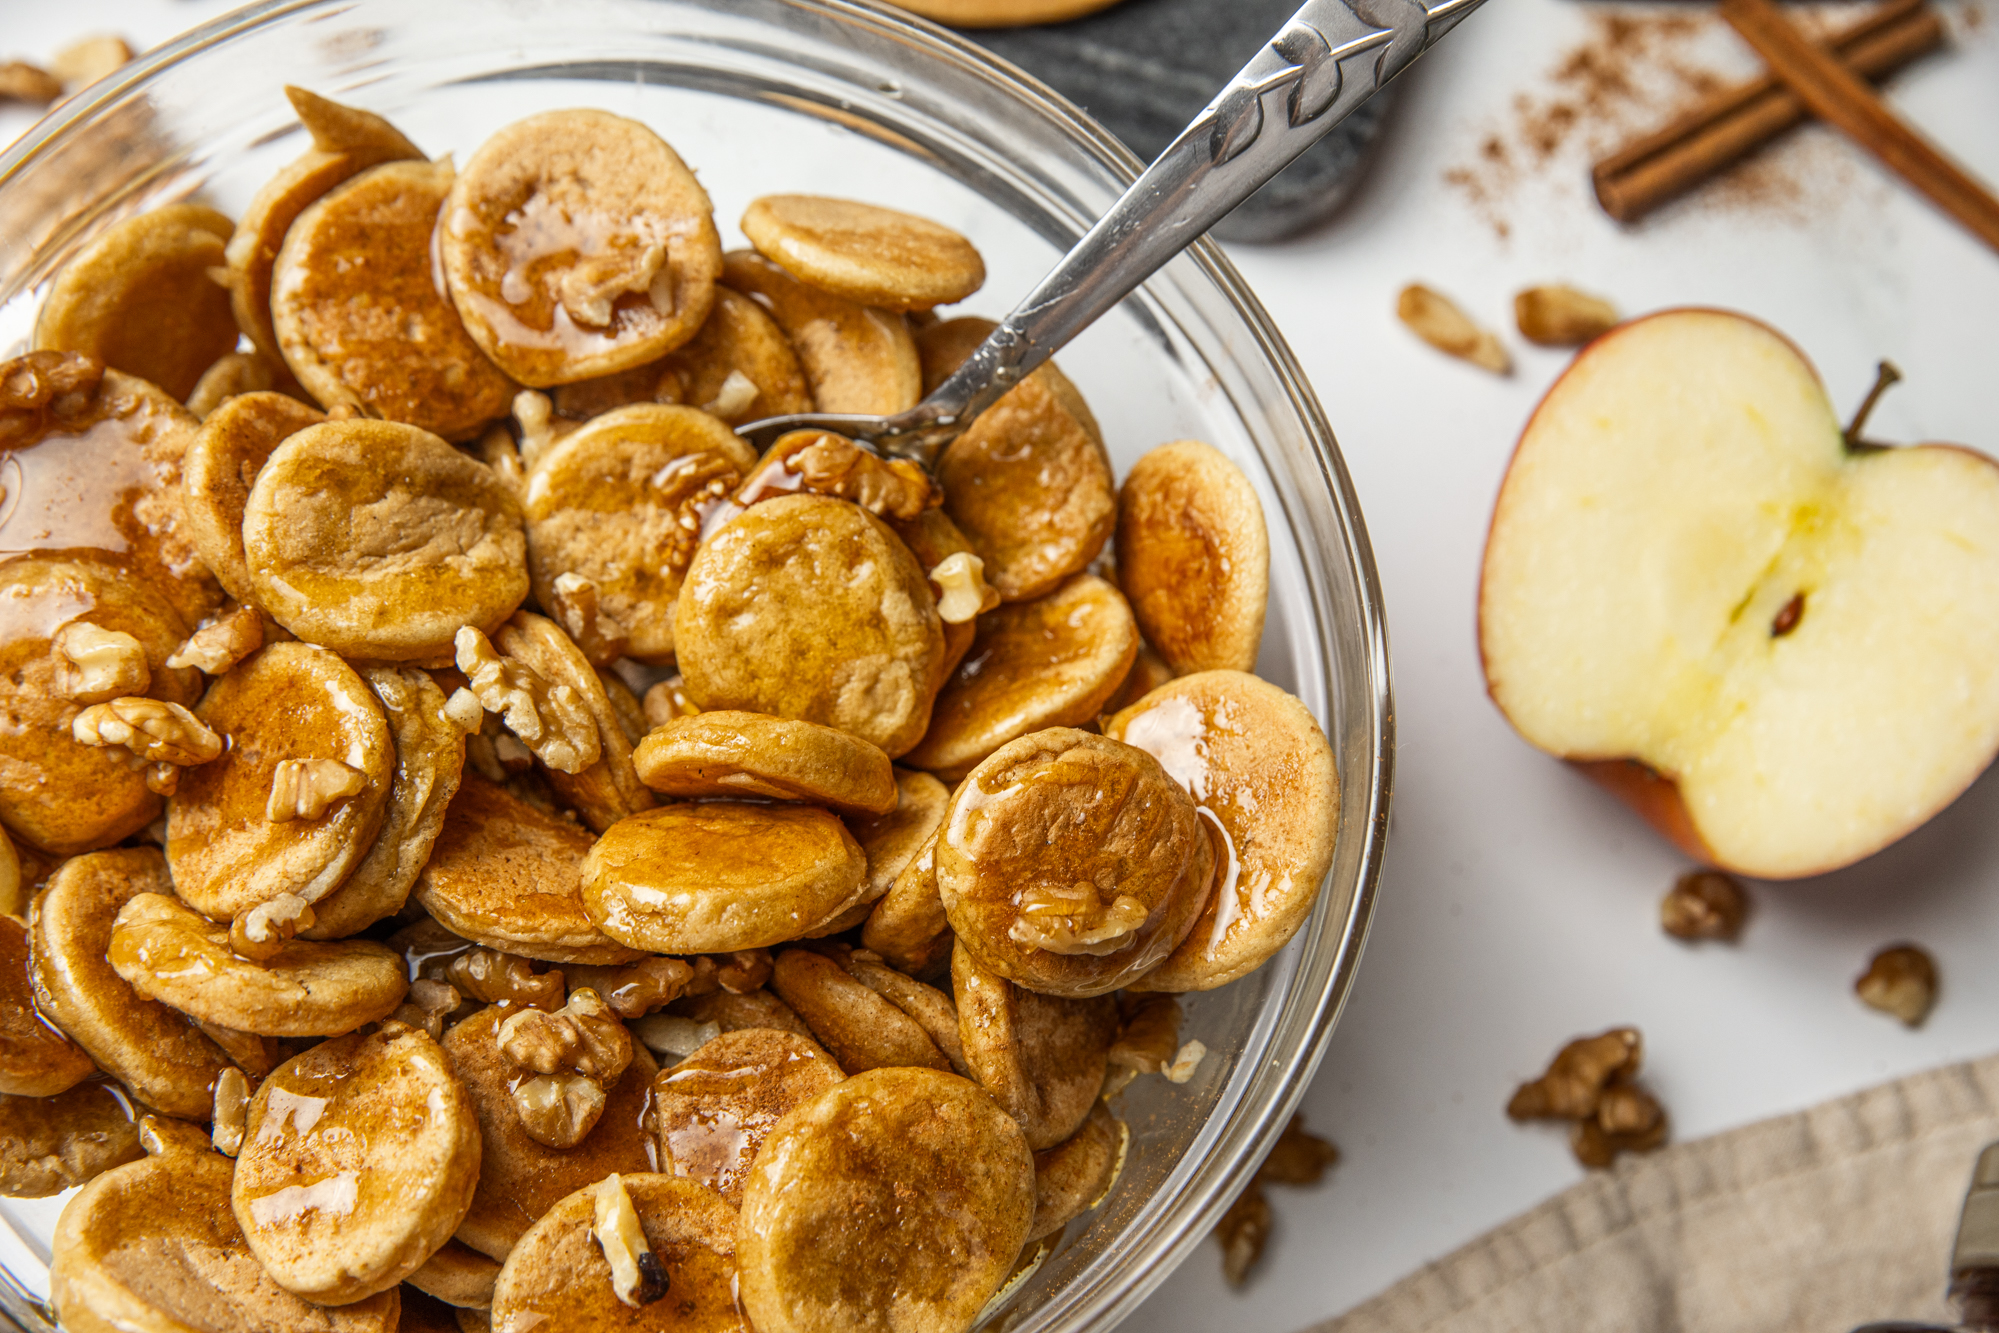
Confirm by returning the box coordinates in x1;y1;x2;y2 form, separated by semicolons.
0;2;1393;1329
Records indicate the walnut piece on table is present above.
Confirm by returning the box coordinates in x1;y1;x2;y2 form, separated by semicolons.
1507;1026;1669;1170
1212;1113;1341;1287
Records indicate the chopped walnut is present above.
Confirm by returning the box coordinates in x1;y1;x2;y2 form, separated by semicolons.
1259;1113;1340;1187
1104;994;1183;1097
53;622;151;703
512;1072;608;1149
50;35;132;90
700;369;759;421
212;1067;250;1157
565;957;696;1019
441;686;486;735
455;627;602;774
1856;944;1937;1026
0;62;63;106
1163;1039;1207;1084
1661;869;1749;942
446;947;565;1011
0;352;103;446
738;430;936;521
166;606;264;675
930;551;999;625
1508;1028;1667;1170
630;1014;721;1060
555;243;669;329
1514;284;1619;347
144;762;181;797
1010;884;1149;956
230;893;315;962
592;1174;670;1307
477;422;527;497
390;978;465;1040
72;697;224;768
549;573;631;666
266;758;367;822
512;390;579;468
498;988;633;1084
1397;283;1510;375
642;675;701;728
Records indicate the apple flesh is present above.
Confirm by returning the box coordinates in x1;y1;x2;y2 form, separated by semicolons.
1480;308;1999;879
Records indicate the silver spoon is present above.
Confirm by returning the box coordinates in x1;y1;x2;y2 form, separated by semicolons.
736;0;1486;465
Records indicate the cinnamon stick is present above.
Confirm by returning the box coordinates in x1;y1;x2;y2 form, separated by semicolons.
1721;0;1999;255
1593;0;1942;223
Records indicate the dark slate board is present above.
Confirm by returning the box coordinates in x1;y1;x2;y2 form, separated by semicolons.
961;0;1395;243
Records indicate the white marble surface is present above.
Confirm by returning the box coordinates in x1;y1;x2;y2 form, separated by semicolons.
5;0;1999;1329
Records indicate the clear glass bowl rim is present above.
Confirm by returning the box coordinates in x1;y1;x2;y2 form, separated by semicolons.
0;3;1397;1330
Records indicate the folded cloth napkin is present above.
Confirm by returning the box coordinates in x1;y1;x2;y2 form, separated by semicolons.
1309;1052;1999;1333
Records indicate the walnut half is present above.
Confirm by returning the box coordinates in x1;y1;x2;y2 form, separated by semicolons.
72;697;224;768
1507;1027;1667;1170
455;627;602;774
53;623;150;703
498;988;634;1148
166;606;264;676
266;758;367;822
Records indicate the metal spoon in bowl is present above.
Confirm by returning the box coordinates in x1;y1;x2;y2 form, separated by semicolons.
735;0;1485;465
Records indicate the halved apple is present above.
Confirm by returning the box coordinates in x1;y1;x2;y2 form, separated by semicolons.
1480;308;1999;879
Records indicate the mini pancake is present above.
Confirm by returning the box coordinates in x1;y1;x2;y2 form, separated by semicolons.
937;728;1212;998
224;86;424;366
668;988;813;1038
415;775;644;966
523;405;756;664
769;949;949;1076
1028;1100;1125;1241
841;951;967;1074
109;892;407;1037
599;668;648;746
442;1004;658;1262
1104;642;1175;716
490;1174;745;1333
0;355;225;625
651;1029;843;1206
675;494;944;757
0;915;95;1097
182;391;325;606
921;317;1113;603
243;419;529;660
891;506;986;679
0;555;199;856
861;832;953;979
741;195;984;311
904;574;1138;780
720;250;920;415
584;803;867;954
272;158;517;439
33;204;238;401
442;109;723;387
167;642;394;919
407;1238;501;1309
184;349;280;420
634;711;897;817
1115;440;1269;675
29;850;232;1119
846;767;949;900
952;940;1115;1149
650;284;813;424
234;1023;481;1304
1108;670;1339;991
306;666;466;939
736;1067;1034;1333
51;1134;399;1333
0;1081;142;1198
492;613;653;831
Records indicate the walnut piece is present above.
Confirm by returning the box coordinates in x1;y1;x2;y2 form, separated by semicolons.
53;622;150;703
72;697;223;767
549;573;631;667
1163;1039;1206;1084
1514;284;1619;347
1105;994;1183;1097
1397;283;1510;375
1010;884;1149;956
51;35;132;90
211;1067;250;1157
566;957;696;1019
455;626;602;774
512;390;578;469
1259;1113;1339;1187
701;369;759;420
512;1073;608;1149
592;1173;670;1307
1661;870;1749;942
787;432;935;521
930;551;999;625
390;978;464;1040
498;987;633;1084
1856;944;1937;1026
230;893;317;961
266;758;367;822
1212;1113;1340;1286
642;676;701;728
1508;1027;1667;1170
441;687;485;734
630;1014;721;1060
445;947;565;1011
166;606;264;675
0;62;63;106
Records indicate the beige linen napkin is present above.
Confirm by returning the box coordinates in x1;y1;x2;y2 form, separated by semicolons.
1309;1052;1999;1333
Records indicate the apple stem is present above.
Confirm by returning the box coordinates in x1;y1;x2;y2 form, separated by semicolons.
1843;359;1903;451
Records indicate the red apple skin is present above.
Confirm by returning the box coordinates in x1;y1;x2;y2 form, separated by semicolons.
1477;308;1999;880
